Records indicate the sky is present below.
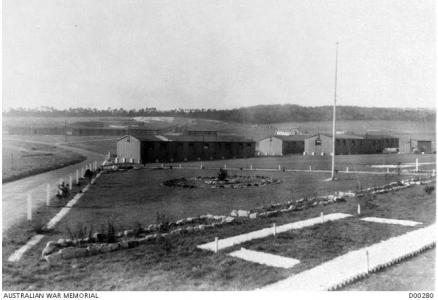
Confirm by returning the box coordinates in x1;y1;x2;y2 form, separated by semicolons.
3;0;436;110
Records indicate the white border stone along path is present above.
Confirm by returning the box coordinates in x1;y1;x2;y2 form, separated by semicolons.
197;213;352;252
260;224;435;291
7;173;102;262
361;217;422;227
229;248;300;269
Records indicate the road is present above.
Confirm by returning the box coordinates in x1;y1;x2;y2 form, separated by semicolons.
2;140;105;231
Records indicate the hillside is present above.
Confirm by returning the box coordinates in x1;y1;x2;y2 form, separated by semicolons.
3;105;435;124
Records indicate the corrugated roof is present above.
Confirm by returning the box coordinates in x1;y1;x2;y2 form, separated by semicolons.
274;135;308;141
121;134;254;143
306;133;398;140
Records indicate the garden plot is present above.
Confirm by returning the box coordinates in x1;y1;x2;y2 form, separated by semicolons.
197;213;351;252
261;224;436;291
361;217;422;227
229;248;300;269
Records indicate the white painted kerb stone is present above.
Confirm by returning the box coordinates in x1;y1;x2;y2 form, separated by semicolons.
230;248;300;269
361;217;422;227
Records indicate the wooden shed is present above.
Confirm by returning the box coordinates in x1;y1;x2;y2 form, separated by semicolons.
256;136;306;156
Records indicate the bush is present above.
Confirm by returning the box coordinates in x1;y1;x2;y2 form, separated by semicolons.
424;185;435;195
66;223;93;240
217;168;228;181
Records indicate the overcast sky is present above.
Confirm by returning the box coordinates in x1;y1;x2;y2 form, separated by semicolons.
3;0;435;110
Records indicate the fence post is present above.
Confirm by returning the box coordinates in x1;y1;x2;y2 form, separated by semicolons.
387;168;389;174
46;184;51;206
278;165;281;170
27;193;32;221
366;250;370;273
214;237;219;253
224;164;227;170
200;163;203;169
250;164;253;170
321;212;324;223
416;158;419;172
69;175;72;190
76;169;79;184
346;167;349;173
273;223;276;236
357;203;361;215
309;165;312;172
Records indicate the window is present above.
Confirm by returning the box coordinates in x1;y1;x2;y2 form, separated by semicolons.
203;143;209;150
315;138;321;146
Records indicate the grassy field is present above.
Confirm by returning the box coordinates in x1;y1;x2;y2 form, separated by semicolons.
2;165;435;290
2;140;86;183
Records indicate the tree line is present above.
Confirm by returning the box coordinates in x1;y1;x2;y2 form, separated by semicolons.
3;105;435;123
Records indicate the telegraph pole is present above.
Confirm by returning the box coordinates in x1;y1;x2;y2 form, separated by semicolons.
331;42;339;181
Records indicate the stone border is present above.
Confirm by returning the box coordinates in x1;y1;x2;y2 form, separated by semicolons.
42;214;235;263
230;176;435;219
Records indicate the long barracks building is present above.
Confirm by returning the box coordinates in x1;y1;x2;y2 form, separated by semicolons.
304;133;399;155
117;134;256;164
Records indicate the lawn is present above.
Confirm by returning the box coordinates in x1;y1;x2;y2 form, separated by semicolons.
2;165;435;290
2;140;86;183
150;153;436;174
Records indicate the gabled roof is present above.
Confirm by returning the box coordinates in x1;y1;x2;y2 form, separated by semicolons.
275;135;308;141
306;133;398;140
119;134;254;143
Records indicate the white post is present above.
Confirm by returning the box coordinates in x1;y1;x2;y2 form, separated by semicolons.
278;165;281;170
214;237;219;253
366;250;370;273
433;169;435;177
200;163;203;169
161;163;164;168
321;212;324;223
273;223;277;236
357;203;361;215
224;164;227;170
81;167;84;177
387;168;389;174
27;193;32;221
46;184;51;206
250;164;253;170
346;167;349;173
122;157;126;163
309;165;312;172
114;157;118;164
179;164;181;169
415;158;419;172
76;169;79;184
69;175;72;190
94;161;97;170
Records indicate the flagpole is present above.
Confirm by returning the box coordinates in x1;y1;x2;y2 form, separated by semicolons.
331;42;339;180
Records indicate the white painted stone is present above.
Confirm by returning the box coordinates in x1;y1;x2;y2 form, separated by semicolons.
230;248;300;269
260;224;435;290
361;217;422;227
